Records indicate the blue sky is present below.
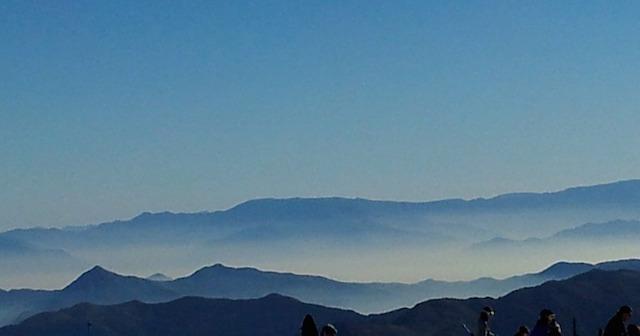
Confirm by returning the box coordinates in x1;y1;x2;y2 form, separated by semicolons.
2;1;640;229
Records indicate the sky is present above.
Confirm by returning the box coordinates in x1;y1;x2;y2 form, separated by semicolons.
2;1;640;230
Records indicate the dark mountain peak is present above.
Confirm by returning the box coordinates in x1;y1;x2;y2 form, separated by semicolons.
539;261;594;277
201;263;234;271
210;263;228;268
63;265;121;290
131;211;177;222
186;263;261;279
262;292;298;301
254;293;310;306
488;192;541;201
84;265;115;277
185;264;229;278
147;273;172;282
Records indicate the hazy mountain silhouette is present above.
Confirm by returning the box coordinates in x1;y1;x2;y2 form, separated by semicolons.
4;179;640;246
474;219;640;250
0;266;178;327
2;259;640;327
553;219;640;240
147;273;172;281
2;179;640;288
4;269;640;336
0;236;79;261
61;266;178;303
0;237;87;290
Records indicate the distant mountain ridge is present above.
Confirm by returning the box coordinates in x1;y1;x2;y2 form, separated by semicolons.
147;273;172;281
474;219;640;250
2;179;640;289
5;269;640;336
5;179;640;236
2;258;640;327
554;219;640;239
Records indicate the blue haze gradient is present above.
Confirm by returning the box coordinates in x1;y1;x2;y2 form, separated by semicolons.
1;1;640;229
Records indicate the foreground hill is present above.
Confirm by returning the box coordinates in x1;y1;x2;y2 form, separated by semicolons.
4;269;640;336
356;269;640;336
2;259;640;327
0;294;365;336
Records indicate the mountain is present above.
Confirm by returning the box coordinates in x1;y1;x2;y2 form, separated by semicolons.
61;266;178;304
0;236;80;261
597;259;640;270
0;266;178;327
0;294;365;336
3;179;640;288
3;258;640;327
553;219;640;240
147;273;172;281
4;269;640;336
533;261;594;278
0;237;87;289
351;269;640;336
473;220;640;250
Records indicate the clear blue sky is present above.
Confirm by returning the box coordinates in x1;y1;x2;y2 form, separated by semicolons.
2;1;640;230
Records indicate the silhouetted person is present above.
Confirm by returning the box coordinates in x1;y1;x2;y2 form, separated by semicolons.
321;324;337;336
550;319;562;336
604;306;633;336
300;314;319;336
515;325;531;336
531;309;556;336
478;306;496;336
627;324;640;336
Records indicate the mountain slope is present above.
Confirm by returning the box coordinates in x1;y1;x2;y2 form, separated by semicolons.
474;220;640;250
5;179;640;247
0;267;178;327
2;179;640;288
61;266;178;304
0;295;365;336
357;269;640;336
3;258;640;327
4;270;640;336
553;219;640;240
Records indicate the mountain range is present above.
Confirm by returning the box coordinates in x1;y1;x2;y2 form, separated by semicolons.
2;258;640;327
1;179;640;289
473;219;640;251
3;269;640;336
